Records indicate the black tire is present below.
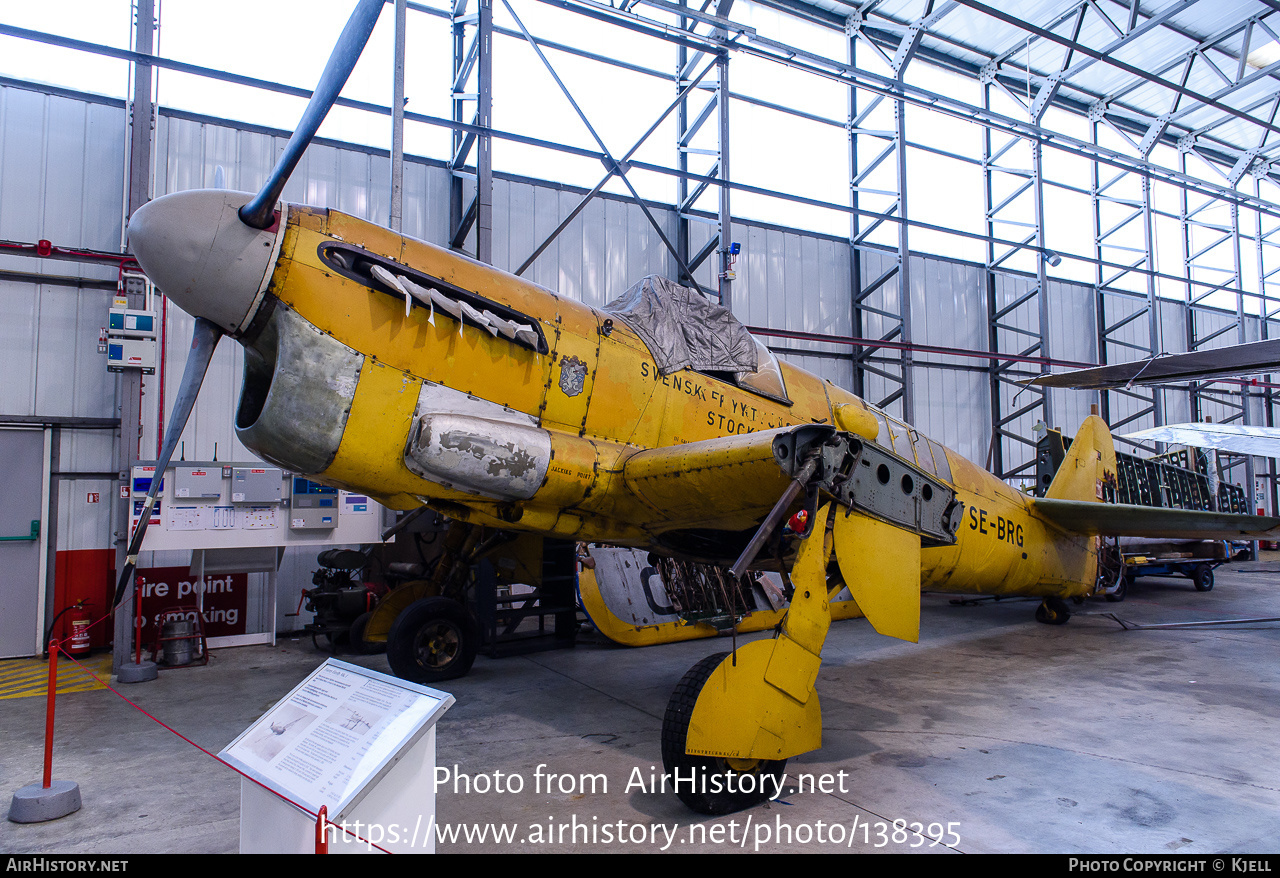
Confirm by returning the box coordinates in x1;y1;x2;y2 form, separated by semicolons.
348;611;385;655
313;629;346;653
1105;573;1130;603
1193;564;1215;592
661;652;788;815
1034;597;1071;625
387;597;478;683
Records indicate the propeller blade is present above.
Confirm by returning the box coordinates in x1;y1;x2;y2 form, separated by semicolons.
239;0;385;229
113;317;225;607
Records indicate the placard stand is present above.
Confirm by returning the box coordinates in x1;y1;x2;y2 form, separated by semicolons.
220;659;453;854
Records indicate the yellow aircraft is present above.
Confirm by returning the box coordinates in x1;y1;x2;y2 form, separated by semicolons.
117;0;1280;815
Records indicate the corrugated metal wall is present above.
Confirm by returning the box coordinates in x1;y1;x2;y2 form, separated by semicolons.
0;86;126;553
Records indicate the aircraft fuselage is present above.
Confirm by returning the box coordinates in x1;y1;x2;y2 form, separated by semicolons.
221;202;1100;603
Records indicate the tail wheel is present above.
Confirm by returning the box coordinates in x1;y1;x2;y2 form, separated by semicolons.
1105;572;1131;603
1193;564;1215;592
1034;597;1071;625
387;597;478;683
661;652;787;815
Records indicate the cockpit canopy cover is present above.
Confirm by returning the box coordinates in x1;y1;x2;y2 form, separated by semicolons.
603;275;759;376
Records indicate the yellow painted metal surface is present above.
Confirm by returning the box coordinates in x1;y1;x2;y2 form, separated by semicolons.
319;357;421;496
363;579;434;643
683;639;822;760
1045;415;1116;502
834;512;921;643
260;205;1167;634
832;401;879;439
577;564;864;648
685;505;834;760
623;429;793;529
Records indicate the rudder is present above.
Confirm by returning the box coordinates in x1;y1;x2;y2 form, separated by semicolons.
1044;415;1118;502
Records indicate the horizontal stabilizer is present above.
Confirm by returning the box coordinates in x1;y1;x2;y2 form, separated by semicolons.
1033;498;1280;540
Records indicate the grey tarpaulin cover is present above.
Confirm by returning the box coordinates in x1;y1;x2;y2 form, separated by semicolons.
602;275;758;376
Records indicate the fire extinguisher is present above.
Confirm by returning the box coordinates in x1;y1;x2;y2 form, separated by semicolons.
66;602;93;657
43;600;94;659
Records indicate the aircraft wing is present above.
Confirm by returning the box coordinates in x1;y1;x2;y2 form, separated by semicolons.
1120;423;1280;459
1032;498;1280;540
623;426;823;531
1030;338;1280;389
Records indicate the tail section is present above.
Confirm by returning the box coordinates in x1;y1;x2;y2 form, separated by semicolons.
1045;415;1117;502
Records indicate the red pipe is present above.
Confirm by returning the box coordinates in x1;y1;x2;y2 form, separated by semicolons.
0;238;139;269
134;575;144;666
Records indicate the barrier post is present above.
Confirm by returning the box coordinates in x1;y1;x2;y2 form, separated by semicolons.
118;572;158;684
134;576;144;666
42;640;59;789
7;640;82;822
316;806;329;854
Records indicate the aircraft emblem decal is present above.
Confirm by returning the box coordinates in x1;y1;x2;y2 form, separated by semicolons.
559;356;588;397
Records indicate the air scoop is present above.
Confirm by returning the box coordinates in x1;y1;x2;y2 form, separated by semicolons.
128;189;282;336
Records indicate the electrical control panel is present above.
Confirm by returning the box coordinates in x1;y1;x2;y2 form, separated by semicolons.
175;465;224;499
126;462;378;550
107;308;158;339
106;305;158;373
290;477;339;529
107;338;157;373
232;467;283;503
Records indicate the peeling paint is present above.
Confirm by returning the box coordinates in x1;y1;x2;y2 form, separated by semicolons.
406;413;551;501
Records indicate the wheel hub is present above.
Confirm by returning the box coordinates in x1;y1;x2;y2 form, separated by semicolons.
417;622;460;668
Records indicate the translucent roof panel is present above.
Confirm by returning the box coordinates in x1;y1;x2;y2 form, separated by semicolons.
778;0;1280;176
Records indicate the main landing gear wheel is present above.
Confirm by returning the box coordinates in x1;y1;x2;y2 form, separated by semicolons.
387;597;477;683
1035;596;1072;625
1193;564;1215;592
661;652;788;816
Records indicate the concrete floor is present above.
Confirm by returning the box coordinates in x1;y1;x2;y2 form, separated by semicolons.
3;560;1279;854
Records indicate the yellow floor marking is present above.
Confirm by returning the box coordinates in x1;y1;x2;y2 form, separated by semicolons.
0;653;114;700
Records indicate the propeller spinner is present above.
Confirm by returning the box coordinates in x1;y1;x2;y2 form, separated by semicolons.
116;0;385;607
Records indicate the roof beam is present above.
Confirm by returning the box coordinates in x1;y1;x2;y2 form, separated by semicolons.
953;0;1280;143
1028;0;1202;124
891;0;960;79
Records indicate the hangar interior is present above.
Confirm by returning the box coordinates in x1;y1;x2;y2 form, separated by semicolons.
3;0;1280;855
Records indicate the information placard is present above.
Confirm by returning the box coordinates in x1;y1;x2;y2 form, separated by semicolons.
220;659;453;819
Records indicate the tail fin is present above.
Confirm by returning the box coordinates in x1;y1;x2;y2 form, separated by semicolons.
1045;415;1118;502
